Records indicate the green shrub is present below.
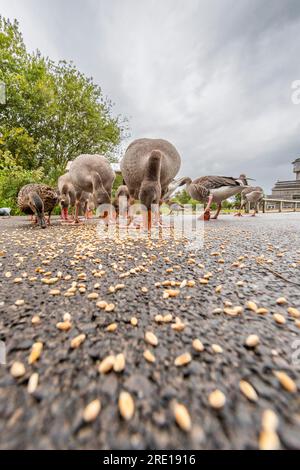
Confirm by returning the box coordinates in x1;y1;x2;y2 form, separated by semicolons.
0;151;45;214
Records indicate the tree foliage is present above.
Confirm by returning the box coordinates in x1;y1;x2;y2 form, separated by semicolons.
0;17;127;211
173;189;202;209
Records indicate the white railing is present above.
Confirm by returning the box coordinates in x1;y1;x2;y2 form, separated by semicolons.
261;198;300;213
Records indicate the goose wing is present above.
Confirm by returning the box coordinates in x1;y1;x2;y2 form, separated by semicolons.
194;176;241;190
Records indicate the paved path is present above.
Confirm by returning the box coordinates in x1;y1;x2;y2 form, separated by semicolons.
0;214;299;449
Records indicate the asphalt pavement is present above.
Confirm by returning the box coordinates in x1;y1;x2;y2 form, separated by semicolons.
0;213;299;449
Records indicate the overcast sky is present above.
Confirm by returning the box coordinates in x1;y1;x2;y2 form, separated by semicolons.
1;0;300;191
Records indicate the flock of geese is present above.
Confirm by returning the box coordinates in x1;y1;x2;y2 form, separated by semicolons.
17;137;264;229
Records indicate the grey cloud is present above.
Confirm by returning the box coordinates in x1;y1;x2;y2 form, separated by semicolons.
1;0;300;191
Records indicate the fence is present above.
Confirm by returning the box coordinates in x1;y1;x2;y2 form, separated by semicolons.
261;198;300;213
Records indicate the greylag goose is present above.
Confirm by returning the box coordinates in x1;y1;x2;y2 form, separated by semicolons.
69;154;115;223
113;185;130;215
17;184;58;228
121;138;181;229
236;186;264;217
181;174;251;220
57;173;76;220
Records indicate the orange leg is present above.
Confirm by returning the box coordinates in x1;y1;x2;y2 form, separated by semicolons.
211;203;222;220
199;195;213;220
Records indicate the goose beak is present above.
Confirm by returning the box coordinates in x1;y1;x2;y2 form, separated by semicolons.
39;216;47;229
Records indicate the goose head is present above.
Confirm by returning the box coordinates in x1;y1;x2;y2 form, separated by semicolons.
28;193;46;229
59;193;71;220
113;185;130;215
180;177;210;201
239;174;255;186
93;187;111;220
139;180;161;209
93;188;111;207
59;184;71;213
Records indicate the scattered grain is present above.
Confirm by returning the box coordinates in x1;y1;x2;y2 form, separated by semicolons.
239;380;258;402
145;331;158;346
98;355;115;374
212;344;223;354
209;389;226;409
143;349;156;363
83;399;101;423
113;353;125;372
70;334;86;349
245;334;260;348
106;323;117;332
10;361;25;378
192;339;204;352
118;391;135;421
174;352;192;367
274;371;297;393
174;403;192;432
273;313;286;325
56;321;72;331
27;373;39;394
28;342;43;364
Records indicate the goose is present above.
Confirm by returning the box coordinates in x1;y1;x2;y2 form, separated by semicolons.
17;184;58;228
57;173;76;220
113;185;130;215
121;138;181;229
69;154;115;223
180;174;252;220
236;186;264;217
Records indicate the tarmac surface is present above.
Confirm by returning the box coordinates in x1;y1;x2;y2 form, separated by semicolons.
0;213;299;449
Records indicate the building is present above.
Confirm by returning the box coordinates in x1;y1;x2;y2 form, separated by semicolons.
271;158;300;200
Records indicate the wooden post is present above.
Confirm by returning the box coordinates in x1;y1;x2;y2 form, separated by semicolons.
279;201;282;212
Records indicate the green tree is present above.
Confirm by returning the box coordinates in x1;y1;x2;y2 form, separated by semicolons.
234;193;241;208
0;151;45;213
174;189;203;209
174;189;191;205
0;17;127;210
